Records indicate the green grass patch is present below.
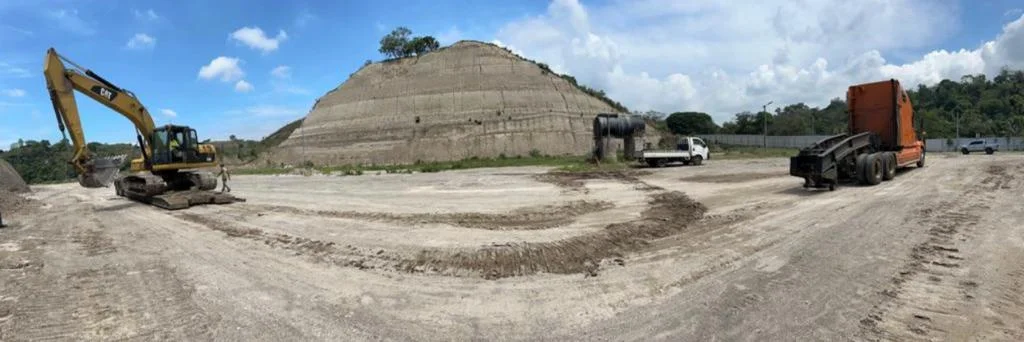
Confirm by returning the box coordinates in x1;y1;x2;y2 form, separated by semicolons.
233;154;593;176
232;167;295;175
554;160;629;173
710;145;798;160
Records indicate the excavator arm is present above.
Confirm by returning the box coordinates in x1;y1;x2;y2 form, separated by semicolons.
43;47;156;187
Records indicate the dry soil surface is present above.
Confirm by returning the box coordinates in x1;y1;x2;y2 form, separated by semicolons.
2;154;1023;341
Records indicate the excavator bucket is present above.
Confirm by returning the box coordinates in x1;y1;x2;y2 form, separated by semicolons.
77;155;125;188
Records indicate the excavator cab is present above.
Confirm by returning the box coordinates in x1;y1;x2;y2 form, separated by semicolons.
149;125;216;167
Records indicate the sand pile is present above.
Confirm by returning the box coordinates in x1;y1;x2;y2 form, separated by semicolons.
0;159;29;193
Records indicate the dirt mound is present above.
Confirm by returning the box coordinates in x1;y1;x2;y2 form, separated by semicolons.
251;200;614;230
403;191;706;279
679;171;785;183
535;169;654;191
179;190;706;280
273;40;627;166
0;190;38;214
0;159;29;193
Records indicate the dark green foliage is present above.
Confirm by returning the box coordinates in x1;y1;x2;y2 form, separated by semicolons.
0;139;136;184
378;27;440;59
716;70;1024;138
405;36;440;56
665;112;719;135
378;27;413;59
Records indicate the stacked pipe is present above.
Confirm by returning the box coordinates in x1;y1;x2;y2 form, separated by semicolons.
593;113;646;161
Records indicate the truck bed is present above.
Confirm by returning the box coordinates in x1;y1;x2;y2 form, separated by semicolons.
641;150;694;158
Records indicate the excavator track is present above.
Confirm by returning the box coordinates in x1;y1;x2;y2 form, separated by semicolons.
114;171;244;210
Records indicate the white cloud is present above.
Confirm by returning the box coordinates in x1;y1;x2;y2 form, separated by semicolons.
0;63;30;78
270;65;291;79
295;10;316;27
198;57;245;82
134;9;159;21
2;89;26;97
160;108;177;118
234;80;254;93
491;0;1024;123
1006;9;1023;18
125;33;156;50
47;9;95;35
271;83;310;95
436;26;464;45
1;25;33;36
230;27;288;53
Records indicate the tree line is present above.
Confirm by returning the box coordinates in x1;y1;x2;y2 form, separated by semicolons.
1;139;136;184
644;69;1024;140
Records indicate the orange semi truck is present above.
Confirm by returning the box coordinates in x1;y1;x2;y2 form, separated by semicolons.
790;79;926;190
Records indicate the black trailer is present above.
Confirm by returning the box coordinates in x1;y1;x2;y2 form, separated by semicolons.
789;132;885;190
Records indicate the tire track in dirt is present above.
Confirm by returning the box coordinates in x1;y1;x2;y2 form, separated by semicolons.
245;200;615;231
533;169;657;192
0;209;215;341
176;171;708;279
678;171;786;183
860;162;1023;341
70;218;116;257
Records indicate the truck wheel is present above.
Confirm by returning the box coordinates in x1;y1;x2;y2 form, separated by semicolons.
985;147;994;155
856;153;870;185
882;152;896;181
866;153;883;185
961;148;969;155
692;155;703;166
656;159;668;168
916;152;926;168
646;160;658;168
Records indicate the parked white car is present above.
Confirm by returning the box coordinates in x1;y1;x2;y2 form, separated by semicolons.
639;136;710;167
960;140;998;154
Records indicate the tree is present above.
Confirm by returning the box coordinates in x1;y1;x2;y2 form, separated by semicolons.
379;27;442;59
719;111;765;135
406;36;440;56
665;112;719;135
379;27;412;59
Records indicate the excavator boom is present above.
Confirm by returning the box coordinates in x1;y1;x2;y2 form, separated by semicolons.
43;48;154;187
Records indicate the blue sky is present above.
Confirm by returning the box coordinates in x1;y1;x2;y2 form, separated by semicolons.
2;0;1024;148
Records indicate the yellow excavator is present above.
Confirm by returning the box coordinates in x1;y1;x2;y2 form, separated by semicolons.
44;47;243;209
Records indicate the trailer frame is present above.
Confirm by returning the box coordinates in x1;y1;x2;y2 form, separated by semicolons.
789;132;881;190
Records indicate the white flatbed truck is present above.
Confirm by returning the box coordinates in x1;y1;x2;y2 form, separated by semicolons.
639;136;710;167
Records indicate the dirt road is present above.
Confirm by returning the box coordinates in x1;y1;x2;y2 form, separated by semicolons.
1;154;1022;340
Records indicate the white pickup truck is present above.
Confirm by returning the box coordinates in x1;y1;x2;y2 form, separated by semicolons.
960;140;999;154
639;136;710;167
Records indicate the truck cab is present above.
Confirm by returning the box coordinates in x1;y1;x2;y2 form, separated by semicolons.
639;136;710;167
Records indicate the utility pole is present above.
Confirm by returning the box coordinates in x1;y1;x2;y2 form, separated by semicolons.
955;109;961;151
763;101;773;150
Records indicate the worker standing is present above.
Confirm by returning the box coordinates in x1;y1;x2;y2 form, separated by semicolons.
217;163;231;193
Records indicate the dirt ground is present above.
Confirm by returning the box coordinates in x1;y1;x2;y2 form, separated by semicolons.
1;153;1023;341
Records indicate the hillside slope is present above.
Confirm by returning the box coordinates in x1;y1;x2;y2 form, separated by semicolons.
272;40;623;165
